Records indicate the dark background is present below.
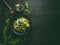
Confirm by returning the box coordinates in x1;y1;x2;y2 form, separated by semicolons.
27;0;60;45
0;0;60;45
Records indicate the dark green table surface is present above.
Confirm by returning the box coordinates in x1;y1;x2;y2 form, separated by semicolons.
0;0;60;45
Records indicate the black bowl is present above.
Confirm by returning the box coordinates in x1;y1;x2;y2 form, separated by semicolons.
10;14;32;35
